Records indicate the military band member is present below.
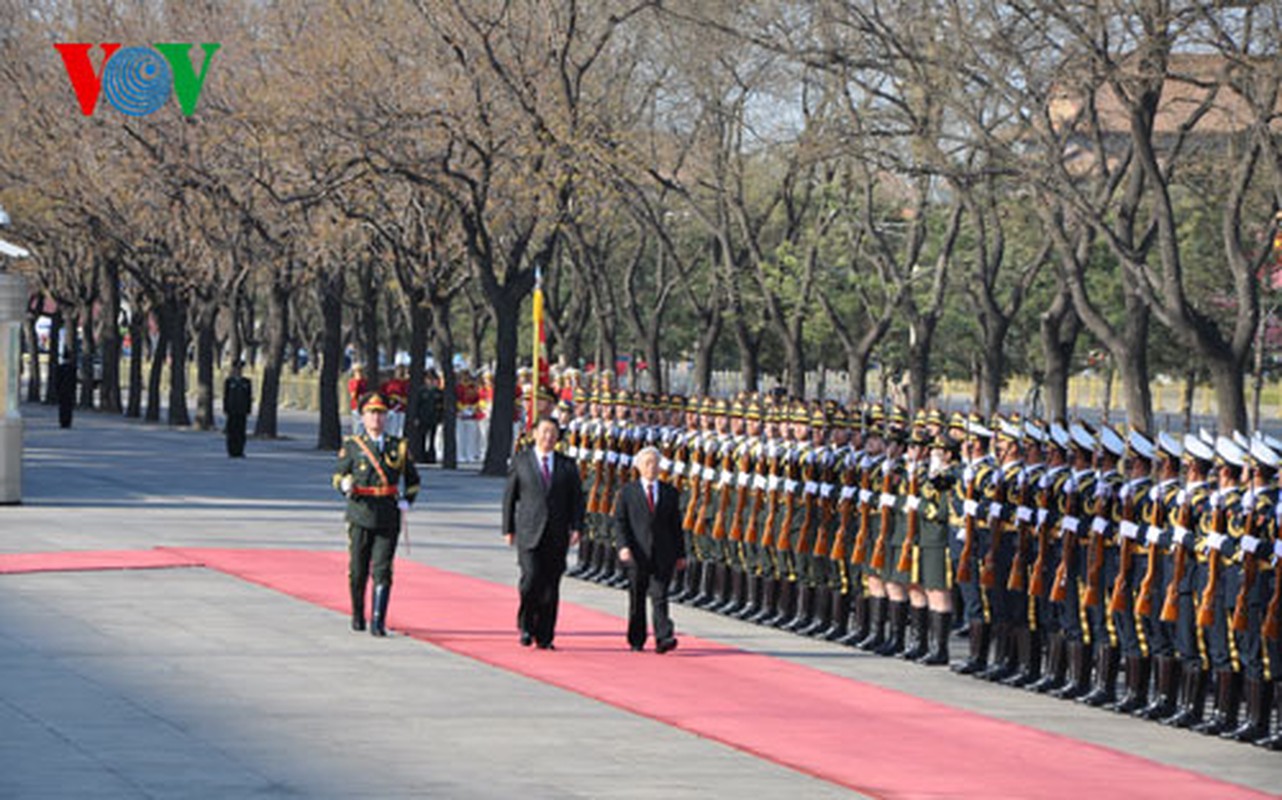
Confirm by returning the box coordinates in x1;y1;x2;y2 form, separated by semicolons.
333;392;422;637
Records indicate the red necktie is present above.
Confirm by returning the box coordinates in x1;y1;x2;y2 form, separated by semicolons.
541;455;551;487
647;482;655;512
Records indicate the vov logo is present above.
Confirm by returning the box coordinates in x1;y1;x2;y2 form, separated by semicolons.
54;43;221;117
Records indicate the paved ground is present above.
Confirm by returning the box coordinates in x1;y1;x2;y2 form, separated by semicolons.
2;403;1278;798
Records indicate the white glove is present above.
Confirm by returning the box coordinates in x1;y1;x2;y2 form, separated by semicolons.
397;499;410;513
340;475;354;495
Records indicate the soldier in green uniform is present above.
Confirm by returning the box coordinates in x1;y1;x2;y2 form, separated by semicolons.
333;392;422;637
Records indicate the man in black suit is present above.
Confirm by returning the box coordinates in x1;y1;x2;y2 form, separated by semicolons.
615;445;687;653
503;416;585;650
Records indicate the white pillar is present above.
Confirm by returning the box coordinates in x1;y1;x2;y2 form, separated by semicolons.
0;273;27;503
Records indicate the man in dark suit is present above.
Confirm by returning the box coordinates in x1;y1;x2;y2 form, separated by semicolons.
503;416;585;650
223;360;252;457
615;445;687;653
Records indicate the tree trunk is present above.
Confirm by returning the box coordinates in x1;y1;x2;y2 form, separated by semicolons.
1039;287;1079;424
906;322;936;413
359;261;380;384
44;311;62;404
99;257;122;414
483;292;521;476
192;307;217;431
783;331;805;399
690;315;721;397
431;302;459;470
164;291;191;428
25;313;41;403
846;350;870;403
405;294;431;462
126;306;145;418
1207;356;1248;434
730;318;758;394
1182;369;1197;434
253;277;289;438
78;302;95;409
145;322;167;423
317;270;344;452
979;319;1010;417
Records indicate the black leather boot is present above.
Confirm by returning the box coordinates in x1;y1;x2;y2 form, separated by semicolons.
670;560;696;603
979;623;1016;682
951;620;990;675
1161;663;1207;728
713;567;743;614
1135;656;1180;720
735;573;762;619
822;591;851;641
782;585;815;631
764;580;796;627
370;583;391;637
1050;641;1093;700
1079;645;1120;707
875;600;909;656
1028;632;1067;694
1224;677;1272;742
916;610;952;665
350;581;367;632
1110;655;1150;714
900;605;929;661
837;593;870;646
749;577;779;624
691;561;718;608
1002;627;1043;688
1254;680;1282;749
856;596;888;651
799;587;832;636
1193;670;1241;735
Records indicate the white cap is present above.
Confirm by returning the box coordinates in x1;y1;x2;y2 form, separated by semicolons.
1183;433;1215;463
1214;435;1247;468
1098;426;1126;458
1157;431;1183;459
1069;422;1096;452
1049;423;1072;451
1127;430;1155;461
1249;438;1280;470
1024;421;1047;444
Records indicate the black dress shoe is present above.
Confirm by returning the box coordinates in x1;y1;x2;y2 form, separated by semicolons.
536;642;556;650
656;638;678;654
351;617;366;632
520;632;533;647
630;644;644;652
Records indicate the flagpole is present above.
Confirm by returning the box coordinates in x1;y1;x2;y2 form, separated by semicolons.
530;267;543;430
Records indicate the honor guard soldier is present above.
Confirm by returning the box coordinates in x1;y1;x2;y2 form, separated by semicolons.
1103;429;1157;713
1001;421;1047;687
1160;433;1217;729
1223;435;1279;742
1255;434;1282;749
913;427;961;665
1188;436;1248;735
1133;432;1186;720
950;415;996;674
1026;423;1074;693
973;417;1026;681
333;392;422;637
1039;423;1098;699
1077;425;1127;705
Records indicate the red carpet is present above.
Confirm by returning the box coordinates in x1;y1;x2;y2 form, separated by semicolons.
1;547;1272;800
0;549;202;574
